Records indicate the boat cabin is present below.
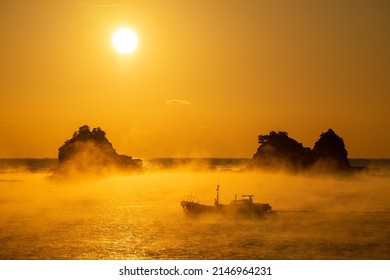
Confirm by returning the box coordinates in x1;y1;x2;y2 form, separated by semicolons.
230;194;254;205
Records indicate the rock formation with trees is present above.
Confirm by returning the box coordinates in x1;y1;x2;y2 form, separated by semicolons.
248;129;350;172
56;125;142;175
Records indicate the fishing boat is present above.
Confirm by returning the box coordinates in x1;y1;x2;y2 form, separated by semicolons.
180;185;272;216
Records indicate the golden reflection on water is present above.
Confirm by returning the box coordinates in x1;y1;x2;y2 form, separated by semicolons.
0;171;389;259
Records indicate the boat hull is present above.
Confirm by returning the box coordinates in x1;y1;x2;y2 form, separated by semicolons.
180;201;215;214
180;200;272;216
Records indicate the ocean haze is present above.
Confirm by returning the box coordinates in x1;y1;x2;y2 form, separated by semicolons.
0;158;389;259
1;157;389;172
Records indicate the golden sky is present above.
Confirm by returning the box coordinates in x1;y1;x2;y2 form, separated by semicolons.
1;0;389;158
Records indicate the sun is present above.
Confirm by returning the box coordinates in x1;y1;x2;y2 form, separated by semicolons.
112;28;138;54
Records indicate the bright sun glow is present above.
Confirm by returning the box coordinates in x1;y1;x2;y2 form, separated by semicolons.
112;28;138;54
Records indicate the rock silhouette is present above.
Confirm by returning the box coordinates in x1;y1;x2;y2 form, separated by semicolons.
56;125;142;175
248;129;350;172
313;129;350;170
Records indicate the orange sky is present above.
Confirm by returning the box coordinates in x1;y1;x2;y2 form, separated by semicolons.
1;0;389;158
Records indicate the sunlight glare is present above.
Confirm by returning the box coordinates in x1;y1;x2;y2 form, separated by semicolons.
112;28;138;54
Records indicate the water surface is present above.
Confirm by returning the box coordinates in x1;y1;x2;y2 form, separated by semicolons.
0;168;389;259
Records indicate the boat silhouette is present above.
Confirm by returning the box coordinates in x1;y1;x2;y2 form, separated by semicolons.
180;185;272;216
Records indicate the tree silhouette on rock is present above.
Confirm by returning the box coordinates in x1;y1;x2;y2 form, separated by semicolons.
57;125;142;175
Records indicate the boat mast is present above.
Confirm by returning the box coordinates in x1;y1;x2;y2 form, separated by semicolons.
214;185;220;206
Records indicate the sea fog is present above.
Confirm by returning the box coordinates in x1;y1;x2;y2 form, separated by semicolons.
0;160;389;259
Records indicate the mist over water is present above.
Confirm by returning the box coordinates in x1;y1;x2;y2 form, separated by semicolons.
0;160;389;259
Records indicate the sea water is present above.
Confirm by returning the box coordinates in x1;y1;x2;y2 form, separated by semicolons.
0;159;389;259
